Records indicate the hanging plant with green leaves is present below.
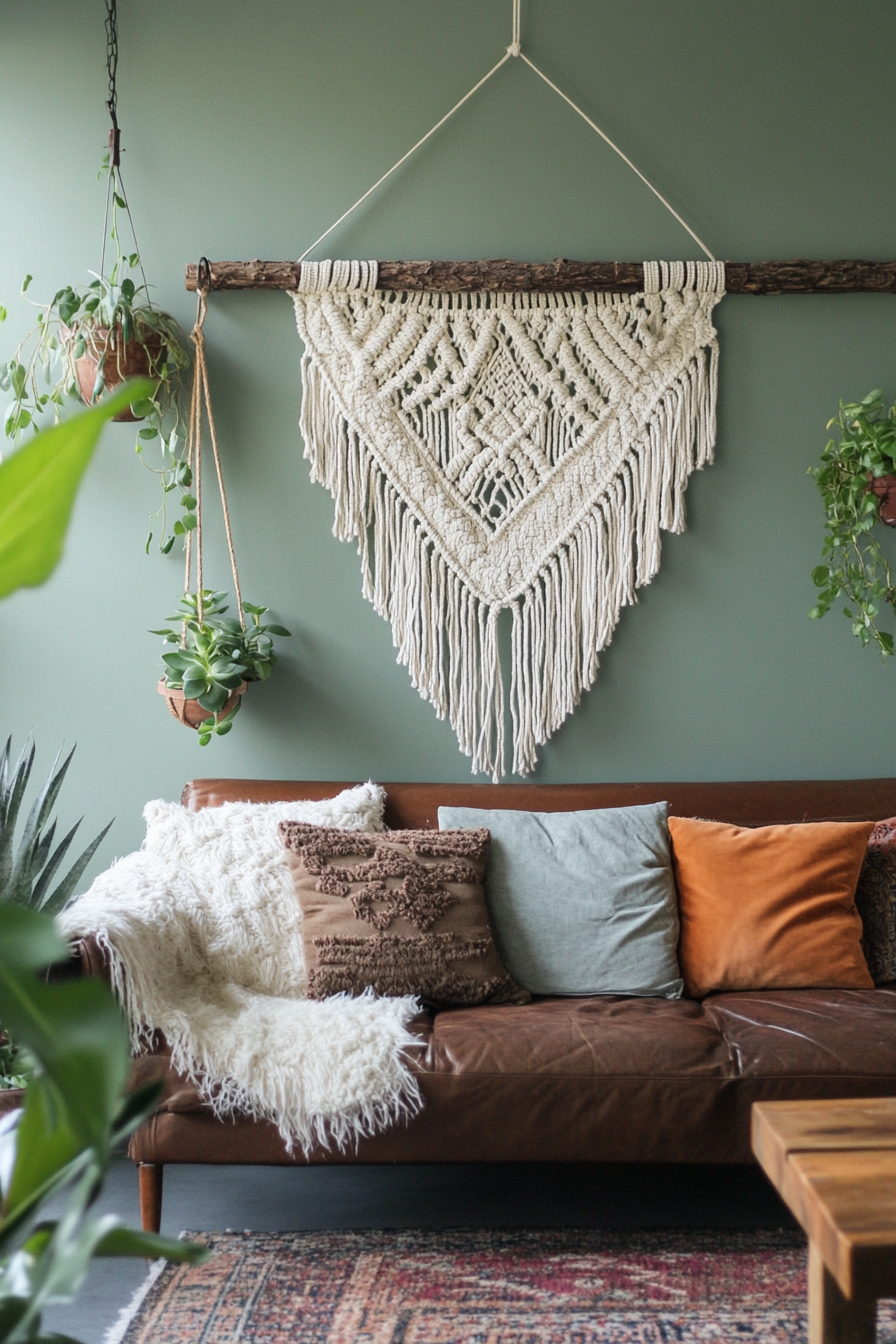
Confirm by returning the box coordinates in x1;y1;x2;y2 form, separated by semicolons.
154;284;291;745
0;1;193;556
809;390;896;658
155;590;290;745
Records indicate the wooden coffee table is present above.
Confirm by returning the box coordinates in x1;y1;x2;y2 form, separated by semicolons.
752;1097;896;1344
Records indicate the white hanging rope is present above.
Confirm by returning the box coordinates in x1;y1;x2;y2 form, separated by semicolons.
518;50;714;261
298;0;715;265
297;49;514;263
509;0;521;55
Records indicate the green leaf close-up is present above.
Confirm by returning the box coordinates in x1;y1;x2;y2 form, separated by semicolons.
0;380;154;601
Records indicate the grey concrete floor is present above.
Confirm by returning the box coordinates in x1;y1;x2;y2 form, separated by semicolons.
41;1155;795;1343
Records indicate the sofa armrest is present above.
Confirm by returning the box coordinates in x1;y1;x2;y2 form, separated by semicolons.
69;934;112;987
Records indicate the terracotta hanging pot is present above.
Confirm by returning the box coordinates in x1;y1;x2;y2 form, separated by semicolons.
72;327;161;422
0;1087;25;1116
867;472;896;527
157;678;247;730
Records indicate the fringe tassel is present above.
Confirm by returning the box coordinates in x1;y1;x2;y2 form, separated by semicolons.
299;340;717;781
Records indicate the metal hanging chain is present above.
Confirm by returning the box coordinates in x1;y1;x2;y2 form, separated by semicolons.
105;0;120;155
99;0;152;303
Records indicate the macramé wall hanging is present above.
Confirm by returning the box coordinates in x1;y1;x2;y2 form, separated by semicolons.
184;0;896;778
291;258;723;780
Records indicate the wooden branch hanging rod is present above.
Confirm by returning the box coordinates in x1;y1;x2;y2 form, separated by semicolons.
185;259;896;295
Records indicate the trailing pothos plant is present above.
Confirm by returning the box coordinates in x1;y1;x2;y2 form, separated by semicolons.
809;390;896;657
154;590;291;745
0;157;193;555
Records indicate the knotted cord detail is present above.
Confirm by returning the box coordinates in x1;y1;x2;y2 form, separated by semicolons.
292;262;724;779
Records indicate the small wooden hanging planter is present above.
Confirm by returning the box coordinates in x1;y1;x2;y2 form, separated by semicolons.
0;1087;25;1116
868;473;896;527
71;326;162;422
157;678;247;729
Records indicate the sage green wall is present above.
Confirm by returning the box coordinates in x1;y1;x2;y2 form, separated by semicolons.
3;0;896;877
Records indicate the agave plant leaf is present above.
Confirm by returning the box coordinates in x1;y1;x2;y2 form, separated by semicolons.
0;742;111;914
38;819;113;916
28;822;80;912
14;747;75;883
0;739;35;895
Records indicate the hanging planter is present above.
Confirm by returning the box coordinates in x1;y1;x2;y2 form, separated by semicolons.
158;675;247;729
0;10;192;556
810;389;896;656
72;324;165;423
867;470;896;527
0;1032;29;1115
153;276;290;746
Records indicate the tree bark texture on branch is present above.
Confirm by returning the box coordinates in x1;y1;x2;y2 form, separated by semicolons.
185;258;896;294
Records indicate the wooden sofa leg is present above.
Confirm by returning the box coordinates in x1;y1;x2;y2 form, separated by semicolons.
138;1163;163;1234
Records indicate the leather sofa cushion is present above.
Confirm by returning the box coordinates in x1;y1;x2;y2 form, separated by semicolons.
703;987;896;1076
131;988;896;1167
427;997;732;1079
148;990;896;1114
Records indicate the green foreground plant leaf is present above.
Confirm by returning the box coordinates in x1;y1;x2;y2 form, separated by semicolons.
0;380;154;600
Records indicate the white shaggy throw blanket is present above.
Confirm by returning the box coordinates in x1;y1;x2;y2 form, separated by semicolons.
59;784;423;1154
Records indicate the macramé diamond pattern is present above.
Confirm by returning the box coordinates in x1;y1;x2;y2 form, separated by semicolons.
293;261;724;779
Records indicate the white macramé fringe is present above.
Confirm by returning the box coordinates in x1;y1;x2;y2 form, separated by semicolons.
299;343;718;780
295;266;723;779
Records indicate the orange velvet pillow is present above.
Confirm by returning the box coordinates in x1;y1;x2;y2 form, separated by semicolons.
667;816;874;997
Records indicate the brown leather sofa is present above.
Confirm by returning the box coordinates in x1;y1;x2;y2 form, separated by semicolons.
74;777;896;1234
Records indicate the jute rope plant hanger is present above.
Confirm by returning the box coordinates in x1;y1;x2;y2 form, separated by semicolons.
183;2;896;779
158;279;249;731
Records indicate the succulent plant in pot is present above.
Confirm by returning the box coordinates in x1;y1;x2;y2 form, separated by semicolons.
154;589;291;745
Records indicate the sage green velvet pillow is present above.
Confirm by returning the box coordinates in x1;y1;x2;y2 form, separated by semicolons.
437;802;682;998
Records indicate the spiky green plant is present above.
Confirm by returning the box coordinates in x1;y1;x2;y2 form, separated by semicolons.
0;738;111;915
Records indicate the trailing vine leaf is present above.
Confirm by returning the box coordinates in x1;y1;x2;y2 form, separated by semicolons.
0;380;153;600
809;390;896;657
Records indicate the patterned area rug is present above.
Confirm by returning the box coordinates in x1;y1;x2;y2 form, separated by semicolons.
109;1227;896;1343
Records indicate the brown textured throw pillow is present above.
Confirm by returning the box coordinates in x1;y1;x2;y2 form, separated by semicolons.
279;822;530;1007
854;816;896;984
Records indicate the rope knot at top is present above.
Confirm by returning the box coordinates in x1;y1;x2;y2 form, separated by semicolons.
508;0;521;55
